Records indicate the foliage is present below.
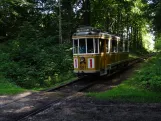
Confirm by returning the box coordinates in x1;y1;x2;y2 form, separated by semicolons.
146;0;161;34
0;0;153;51
0;23;74;88
91;0;152;51
135;56;161;91
0;0;157;90
0;0;35;41
146;0;161;47
154;34;161;51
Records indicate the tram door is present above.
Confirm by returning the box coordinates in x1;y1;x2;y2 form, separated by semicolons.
100;39;107;75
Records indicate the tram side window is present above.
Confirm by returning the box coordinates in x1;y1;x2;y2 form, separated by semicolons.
87;39;94;53
100;39;104;53
79;39;86;53
73;39;78;54
111;40;117;52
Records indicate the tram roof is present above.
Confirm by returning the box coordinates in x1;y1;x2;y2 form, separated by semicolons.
72;26;120;40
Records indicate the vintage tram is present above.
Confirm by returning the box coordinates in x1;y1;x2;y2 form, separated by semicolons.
72;26;130;76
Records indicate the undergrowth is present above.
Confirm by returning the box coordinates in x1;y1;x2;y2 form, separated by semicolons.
0;22;74;89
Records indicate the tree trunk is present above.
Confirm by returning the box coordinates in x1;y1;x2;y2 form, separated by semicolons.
82;0;90;26
59;0;62;44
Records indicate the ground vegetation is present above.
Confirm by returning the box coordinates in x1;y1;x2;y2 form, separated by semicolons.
89;57;161;102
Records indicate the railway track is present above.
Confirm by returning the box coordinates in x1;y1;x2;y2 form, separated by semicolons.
16;57;145;121
0;56;149;121
0;77;84;109
16;77;98;121
0;76;98;121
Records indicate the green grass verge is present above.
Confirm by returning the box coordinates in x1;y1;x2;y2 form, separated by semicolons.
88;56;161;103
88;81;161;103
0;76;25;95
0;73;77;94
129;53;139;58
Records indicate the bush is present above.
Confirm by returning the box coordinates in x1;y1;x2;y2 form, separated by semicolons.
135;56;161;92
0;23;74;88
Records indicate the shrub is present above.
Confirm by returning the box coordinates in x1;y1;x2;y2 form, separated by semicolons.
135;56;161;92
0;23;74;88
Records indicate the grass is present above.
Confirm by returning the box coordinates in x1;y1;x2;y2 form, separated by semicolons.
0;76;25;95
129;53;139;58
88;81;161;103
88;56;161;103
0;72;77;95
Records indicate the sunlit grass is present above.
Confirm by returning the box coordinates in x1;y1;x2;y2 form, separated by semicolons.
129;53;139;58
88;82;161;103
88;56;161;103
0;76;25;95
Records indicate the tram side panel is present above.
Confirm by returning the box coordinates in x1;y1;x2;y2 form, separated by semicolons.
104;52;129;71
108;53;117;66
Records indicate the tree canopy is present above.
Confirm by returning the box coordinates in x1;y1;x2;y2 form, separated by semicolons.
0;0;155;44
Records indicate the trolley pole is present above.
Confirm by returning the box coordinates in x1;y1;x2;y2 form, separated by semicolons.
59;0;62;44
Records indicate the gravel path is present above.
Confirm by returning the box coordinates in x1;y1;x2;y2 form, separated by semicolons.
0;92;32;107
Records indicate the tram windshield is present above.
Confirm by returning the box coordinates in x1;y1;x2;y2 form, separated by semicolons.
73;39;78;53
87;39;94;53
79;39;86;53
73;38;99;54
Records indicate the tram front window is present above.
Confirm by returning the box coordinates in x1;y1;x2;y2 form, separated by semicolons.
77;38;97;54
87;39;94;53
79;39;86;53
73;39;78;54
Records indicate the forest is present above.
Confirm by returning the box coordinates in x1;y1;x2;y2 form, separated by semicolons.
0;0;161;91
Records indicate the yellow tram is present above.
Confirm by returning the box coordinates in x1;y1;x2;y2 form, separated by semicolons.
72;26;129;76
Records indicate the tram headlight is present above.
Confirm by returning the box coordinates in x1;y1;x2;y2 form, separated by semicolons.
101;52;104;56
80;57;85;63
